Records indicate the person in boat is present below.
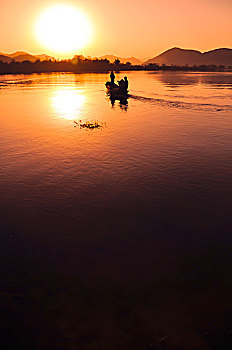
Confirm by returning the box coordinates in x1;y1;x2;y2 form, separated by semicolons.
110;71;115;84
118;78;128;93
118;79;125;92
124;76;128;91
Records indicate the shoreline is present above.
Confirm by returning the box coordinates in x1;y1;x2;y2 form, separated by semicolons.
1;61;232;75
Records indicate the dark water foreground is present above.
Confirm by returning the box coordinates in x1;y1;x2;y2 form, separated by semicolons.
1;223;232;350
1;72;232;349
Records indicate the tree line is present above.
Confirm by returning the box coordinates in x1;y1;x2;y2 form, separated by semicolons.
0;56;231;74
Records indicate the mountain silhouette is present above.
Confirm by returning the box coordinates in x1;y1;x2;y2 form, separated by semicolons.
2;48;232;67
36;54;55;61
7;51;30;58
99;55;142;65
144;47;232;66
11;53;40;62
0;52;141;65
0;54;13;63
0;51;55;62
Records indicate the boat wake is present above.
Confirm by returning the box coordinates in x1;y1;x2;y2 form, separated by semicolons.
130;94;232;113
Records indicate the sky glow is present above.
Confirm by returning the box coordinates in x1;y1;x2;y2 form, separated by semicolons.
0;0;232;59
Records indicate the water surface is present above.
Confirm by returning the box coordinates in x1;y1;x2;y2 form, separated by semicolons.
1;71;232;349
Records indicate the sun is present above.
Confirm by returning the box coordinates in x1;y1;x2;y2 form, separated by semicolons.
35;5;92;56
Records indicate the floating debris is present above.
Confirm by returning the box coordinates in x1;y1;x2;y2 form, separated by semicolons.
74;120;103;129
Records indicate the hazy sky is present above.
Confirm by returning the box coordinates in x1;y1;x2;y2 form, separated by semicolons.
1;0;232;59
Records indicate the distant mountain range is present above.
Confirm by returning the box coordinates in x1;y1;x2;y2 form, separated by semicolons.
1;48;232;67
0;51;142;65
0;51;55;63
144;47;232;67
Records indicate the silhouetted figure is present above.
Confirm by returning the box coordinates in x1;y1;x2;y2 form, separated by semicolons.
118;78;129;93
118;79;126;92
110;71;115;84
124;76;128;91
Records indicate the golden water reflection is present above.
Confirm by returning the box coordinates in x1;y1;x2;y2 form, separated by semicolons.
51;89;86;120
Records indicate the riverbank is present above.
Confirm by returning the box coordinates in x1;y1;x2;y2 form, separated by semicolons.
1;59;232;75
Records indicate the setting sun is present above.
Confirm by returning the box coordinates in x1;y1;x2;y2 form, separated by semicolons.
35;4;92;56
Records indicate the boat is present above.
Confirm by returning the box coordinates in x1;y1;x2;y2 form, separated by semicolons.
105;81;129;99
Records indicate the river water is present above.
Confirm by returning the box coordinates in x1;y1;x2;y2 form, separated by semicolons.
1;71;232;349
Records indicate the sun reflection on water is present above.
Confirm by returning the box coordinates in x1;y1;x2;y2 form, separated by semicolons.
51;89;86;120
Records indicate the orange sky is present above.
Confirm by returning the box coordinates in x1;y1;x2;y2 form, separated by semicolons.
1;0;232;59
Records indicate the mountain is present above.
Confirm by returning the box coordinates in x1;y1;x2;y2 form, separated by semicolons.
0;54;13;63
11;53;40;63
0;51;55;62
144;47;232;67
7;51;29;58
0;51;142;65
36;54;55;61
99;55;142;65
202;48;232;66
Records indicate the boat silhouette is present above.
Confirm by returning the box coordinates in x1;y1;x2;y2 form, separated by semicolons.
105;80;129;100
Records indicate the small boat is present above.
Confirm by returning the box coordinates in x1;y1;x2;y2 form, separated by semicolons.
105;81;129;99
